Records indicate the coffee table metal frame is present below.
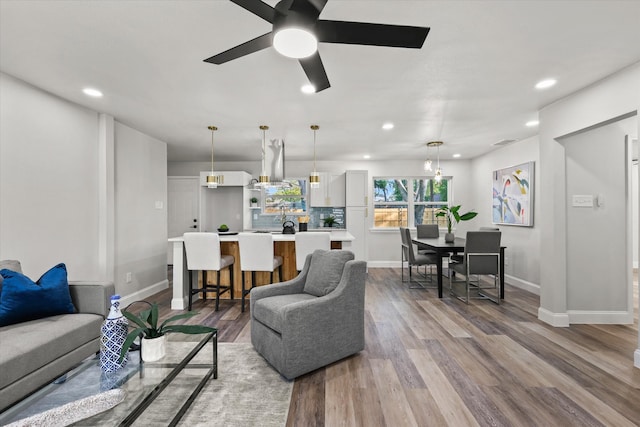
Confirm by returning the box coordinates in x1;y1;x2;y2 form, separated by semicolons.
0;330;217;427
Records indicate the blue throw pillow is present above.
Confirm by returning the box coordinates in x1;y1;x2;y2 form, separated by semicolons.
0;263;76;327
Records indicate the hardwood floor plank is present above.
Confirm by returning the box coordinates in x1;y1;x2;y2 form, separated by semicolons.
156;267;639;425
369;359;420;427
407;348;480;427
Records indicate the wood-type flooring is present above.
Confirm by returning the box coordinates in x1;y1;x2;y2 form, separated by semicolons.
151;267;639;426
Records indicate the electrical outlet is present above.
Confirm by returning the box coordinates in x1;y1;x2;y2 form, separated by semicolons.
126;272;132;283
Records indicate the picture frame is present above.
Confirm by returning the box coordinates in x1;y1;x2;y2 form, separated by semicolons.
492;161;534;226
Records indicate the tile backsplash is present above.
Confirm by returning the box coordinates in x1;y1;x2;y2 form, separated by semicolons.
252;207;346;229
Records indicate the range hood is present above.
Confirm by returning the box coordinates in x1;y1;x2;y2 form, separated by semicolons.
264;138;288;186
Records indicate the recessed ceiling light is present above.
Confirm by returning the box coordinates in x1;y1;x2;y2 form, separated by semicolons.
452;153;461;158
301;84;315;94
82;87;103;98
526;120;539;127
363;155;371;159
535;79;556;90
382;122;394;130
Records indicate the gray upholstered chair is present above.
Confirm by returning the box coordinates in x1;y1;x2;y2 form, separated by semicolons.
400;227;438;288
449;231;501;304
250;250;366;380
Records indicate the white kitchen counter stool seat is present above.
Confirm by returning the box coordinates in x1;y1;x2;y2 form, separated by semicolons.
294;232;331;272
183;232;234;311
238;232;283;312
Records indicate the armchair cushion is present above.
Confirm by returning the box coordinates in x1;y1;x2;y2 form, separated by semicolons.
303;250;354;297
253;293;317;333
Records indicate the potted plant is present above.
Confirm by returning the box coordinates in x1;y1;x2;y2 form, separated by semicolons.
435;205;478;242
250;197;258;207
118;302;214;362
323;215;337;228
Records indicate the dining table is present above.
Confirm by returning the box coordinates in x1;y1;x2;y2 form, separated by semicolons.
411;236;506;299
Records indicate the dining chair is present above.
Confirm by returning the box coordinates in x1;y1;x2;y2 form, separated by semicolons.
449;231;501;304
400;227;438;289
237;232;283;312
294;232;331;272
183;232;234;311
416;223;439;274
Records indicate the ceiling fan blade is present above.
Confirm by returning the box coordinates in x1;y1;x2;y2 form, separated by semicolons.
316;20;430;48
289;0;328;16
203;32;273;64
230;0;276;23
299;52;330;92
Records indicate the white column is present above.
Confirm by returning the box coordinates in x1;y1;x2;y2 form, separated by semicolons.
170;240;188;310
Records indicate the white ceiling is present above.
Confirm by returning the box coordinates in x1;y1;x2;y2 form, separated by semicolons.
1;0;639;163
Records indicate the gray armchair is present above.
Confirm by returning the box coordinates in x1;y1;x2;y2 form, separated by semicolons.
250;250;367;380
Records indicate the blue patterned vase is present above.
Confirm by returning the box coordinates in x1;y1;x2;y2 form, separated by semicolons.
100;294;129;373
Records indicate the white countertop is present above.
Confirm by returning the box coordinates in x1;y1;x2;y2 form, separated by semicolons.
168;230;355;243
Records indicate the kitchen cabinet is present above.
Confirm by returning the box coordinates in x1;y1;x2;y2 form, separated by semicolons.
345;170;368;261
346;170;368;207
309;172;345;207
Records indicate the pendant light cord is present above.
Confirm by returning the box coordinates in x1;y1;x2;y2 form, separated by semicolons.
208;125;217;174
311;124;319;174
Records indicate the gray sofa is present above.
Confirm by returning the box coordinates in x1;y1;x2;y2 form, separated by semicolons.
250;250;367;380
0;260;114;411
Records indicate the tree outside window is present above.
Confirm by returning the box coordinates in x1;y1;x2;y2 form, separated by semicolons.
373;177;450;228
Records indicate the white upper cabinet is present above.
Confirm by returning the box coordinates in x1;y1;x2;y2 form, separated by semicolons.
309;172;345;207
345;170;368;207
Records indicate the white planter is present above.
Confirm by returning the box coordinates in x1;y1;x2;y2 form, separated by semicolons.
141;335;166;362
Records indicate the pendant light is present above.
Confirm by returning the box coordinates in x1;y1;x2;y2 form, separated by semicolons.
309;125;320;189
427;141;443;182
423;142;433;171
206;126;223;188
258;125;270;187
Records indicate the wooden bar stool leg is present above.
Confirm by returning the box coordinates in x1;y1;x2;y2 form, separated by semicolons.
202;271;208;301
188;270;194;311
215;270;220;311
241;271;246;313
229;266;234;300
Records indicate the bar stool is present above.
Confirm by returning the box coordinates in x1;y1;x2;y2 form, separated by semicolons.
183;232;234;311
237;232;283;312
294;232;331;272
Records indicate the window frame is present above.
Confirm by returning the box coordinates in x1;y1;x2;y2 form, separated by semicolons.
261;178;308;216
372;176;452;229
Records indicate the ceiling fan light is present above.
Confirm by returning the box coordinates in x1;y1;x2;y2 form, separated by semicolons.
273;28;317;59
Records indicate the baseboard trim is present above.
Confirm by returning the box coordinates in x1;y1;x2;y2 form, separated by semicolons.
538;307;570;327
504;274;539;295
120;279;169;308
635;349;640;369
567;310;634;324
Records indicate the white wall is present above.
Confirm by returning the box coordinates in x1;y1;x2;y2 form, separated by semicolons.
0;72;101;279
0;72;169;302
469;136;540;293
561;118;632;312
538;62;640;327
114;122;168;297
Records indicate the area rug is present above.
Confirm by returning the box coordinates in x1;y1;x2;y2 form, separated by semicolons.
176;343;293;427
4;343;292;427
5;389;126;427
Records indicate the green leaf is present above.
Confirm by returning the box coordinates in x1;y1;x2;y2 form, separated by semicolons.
162;324;216;335
123;310;150;330
158;311;200;331
150;304;159;330
459;212;478;221
118;326;146;362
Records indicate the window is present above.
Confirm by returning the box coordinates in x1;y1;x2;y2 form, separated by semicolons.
262;179;307;215
373;177;450;228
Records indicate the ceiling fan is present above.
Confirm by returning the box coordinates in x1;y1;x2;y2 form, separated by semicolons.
204;0;430;92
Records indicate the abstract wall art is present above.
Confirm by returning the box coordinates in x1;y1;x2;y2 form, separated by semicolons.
492;161;534;226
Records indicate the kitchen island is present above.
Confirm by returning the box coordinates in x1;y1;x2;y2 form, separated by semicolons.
168;230;355;310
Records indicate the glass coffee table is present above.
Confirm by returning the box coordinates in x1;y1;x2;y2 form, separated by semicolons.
0;331;217;426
